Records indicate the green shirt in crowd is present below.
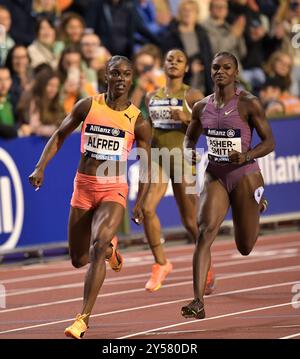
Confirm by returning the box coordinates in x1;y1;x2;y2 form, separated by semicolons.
0;97;15;126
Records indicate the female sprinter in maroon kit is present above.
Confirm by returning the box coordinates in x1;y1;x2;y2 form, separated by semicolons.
181;52;275;319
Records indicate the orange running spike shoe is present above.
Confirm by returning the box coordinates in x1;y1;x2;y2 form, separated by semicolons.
205;267;216;295
145;260;173;292
64;313;89;339
106;236;123;272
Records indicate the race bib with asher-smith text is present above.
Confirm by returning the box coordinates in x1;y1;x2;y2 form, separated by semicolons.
205;128;242;163
83;124;125;161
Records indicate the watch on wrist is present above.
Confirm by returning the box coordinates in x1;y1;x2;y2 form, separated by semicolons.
245;152;251;162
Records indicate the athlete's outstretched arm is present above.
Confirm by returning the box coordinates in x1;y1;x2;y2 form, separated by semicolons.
29;97;92;188
132;114;152;224
229;97;275;164
183;101;205;165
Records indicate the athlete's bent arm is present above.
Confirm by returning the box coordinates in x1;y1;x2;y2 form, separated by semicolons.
29;98;92;188
183;101;205;165
132;114;152;223
229;96;275;164
171;88;203;126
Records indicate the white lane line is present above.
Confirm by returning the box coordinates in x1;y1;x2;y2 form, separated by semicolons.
2;262;299;299
280;332;300;339
118;300;300;339
273;325;300;328
144;329;208;336
1;234;300;282
1;249;296;288
0;280;296;335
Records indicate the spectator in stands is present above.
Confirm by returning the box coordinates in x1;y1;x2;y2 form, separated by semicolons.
134;0;166;52
203;0;247;62
259;75;300;116
18;68;64;137
263;50;293;92
81;32;111;72
272;0;300;97
161;0;213;94
259;77;286;117
188;54;206;94
256;0;280;20
5;45;33;109
58;46;97;114
59;12;85;47
28;15;64;69
0;5;15;65
0;0;35;46
85;0;160;59
32;0;61;23
151;0;173;27
0;66;31;138
227;1;282;93
131;45;165;118
80;31;111;92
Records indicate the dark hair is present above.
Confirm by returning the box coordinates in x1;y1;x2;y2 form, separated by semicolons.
35;14;56;36
213;51;239;69
165;48;188;64
260;77;286;92
18;68;63;125
106;55;132;72
57;45;83;82
5;45;30;75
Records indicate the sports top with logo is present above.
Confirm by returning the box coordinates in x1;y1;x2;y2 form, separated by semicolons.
201;88;260;193
148;84;191;151
202;88;252;163
81;94;140;161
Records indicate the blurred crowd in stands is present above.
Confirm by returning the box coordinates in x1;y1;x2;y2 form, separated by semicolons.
0;0;300;139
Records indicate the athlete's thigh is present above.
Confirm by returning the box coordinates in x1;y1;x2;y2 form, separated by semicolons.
143;163;169;211
68;206;94;258
198;172;230;230
172;178;197;221
230;171;264;243
91;201;125;243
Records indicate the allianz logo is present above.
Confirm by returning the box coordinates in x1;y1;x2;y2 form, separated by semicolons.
258;151;300;185
0;148;24;251
128;150;300;200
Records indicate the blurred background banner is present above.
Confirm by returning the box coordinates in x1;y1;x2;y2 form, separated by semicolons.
0;116;299;250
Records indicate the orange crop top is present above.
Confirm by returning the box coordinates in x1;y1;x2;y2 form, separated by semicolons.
81;94;140;161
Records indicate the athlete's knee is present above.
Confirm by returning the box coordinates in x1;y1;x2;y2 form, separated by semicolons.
91;228;114;256
236;241;254;256
142;204;155;219
182;217;197;236
197;223;218;246
70;254;89;268
91;238;111;259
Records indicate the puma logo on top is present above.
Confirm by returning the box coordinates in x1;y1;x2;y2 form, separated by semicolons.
124;113;134;122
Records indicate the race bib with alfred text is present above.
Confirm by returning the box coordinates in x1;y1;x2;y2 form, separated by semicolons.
84;124;125;161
